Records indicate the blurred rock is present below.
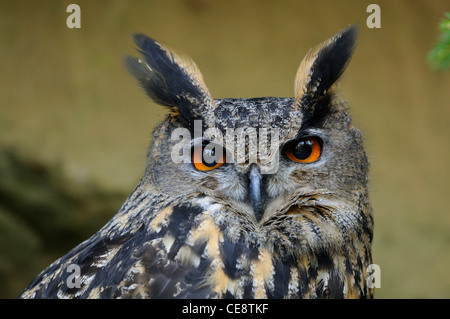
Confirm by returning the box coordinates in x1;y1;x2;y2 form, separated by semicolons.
0;146;127;298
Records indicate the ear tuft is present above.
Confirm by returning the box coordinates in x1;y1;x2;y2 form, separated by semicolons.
124;34;214;122
294;25;358;107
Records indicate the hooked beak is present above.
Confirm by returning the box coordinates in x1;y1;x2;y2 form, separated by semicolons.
249;164;265;221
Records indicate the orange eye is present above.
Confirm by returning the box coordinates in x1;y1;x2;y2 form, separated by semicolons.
192;144;226;171
285;137;322;163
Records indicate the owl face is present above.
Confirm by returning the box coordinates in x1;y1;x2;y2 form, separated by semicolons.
148;96;366;222
125;25;372;259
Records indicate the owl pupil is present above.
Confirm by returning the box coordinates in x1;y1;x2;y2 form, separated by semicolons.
293;139;313;160
202;148;218;167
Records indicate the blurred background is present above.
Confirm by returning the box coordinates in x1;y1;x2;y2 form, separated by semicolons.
0;0;448;298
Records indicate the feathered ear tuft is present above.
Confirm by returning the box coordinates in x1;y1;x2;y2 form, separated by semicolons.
124;34;215;124
294;25;358;108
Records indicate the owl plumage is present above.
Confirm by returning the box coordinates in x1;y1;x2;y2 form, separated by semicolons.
19;25;373;299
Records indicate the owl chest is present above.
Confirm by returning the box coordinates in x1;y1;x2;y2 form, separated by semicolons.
193;230;354;298
148;203;360;298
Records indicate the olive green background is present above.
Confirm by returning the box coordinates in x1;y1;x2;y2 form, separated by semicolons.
0;0;449;298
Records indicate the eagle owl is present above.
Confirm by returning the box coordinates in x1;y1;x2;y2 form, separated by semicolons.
20;25;374;299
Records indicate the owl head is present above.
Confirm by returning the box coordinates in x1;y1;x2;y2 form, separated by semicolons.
124;26;371;247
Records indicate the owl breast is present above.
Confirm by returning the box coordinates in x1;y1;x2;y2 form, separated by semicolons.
128;193;372;299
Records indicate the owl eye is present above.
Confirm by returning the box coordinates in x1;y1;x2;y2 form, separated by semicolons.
284;137;322;163
192;143;226;171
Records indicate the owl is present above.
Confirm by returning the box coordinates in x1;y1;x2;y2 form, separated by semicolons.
19;25;373;299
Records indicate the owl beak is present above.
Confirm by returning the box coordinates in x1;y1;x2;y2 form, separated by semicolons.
249;164;265;221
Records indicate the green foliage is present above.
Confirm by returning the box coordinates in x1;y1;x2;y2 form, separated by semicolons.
428;12;450;71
